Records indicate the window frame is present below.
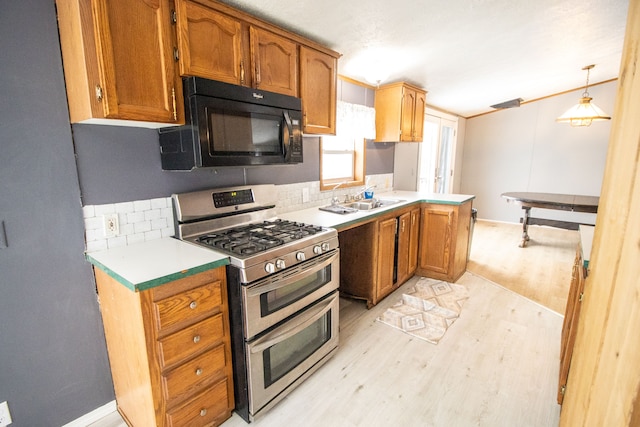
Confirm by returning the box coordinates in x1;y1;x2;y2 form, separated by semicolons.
319;137;366;191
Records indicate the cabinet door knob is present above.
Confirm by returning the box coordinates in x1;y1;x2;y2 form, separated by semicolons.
195;367;203;376
189;301;197;309
199;408;207;417
193;335;201;344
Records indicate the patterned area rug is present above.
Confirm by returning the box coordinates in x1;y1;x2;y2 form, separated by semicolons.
376;277;469;344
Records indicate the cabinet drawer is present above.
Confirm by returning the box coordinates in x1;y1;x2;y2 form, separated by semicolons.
158;313;225;368
154;281;223;331
166;377;231;427
163;344;227;403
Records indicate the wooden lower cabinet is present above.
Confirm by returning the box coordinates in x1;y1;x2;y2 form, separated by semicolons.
416;201;472;282
558;246;587;404
339;205;420;307
95;266;234;427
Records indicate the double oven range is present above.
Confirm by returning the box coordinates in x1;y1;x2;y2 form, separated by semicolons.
172;184;339;422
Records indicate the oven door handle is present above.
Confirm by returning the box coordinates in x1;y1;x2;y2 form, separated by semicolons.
250;294;336;354
246;251;338;297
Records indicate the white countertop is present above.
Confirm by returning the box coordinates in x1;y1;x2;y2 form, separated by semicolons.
86;238;229;291
279;190;475;230
85;191;473;290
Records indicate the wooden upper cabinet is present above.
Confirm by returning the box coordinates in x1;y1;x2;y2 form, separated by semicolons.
174;0;245;85
56;0;183;126
375;82;427;142
300;47;337;135
250;27;298;96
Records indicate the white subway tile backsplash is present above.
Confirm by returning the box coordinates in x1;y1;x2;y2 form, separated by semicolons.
133;200;151;212
82;174;393;251
150;198;167;209
82;205;95;218
94;204;116;216
83;197;174;252
127;211;145;224
134;221;152;234
115;201;134;214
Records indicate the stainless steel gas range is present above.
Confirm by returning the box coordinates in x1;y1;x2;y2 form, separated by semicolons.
172;184;339;422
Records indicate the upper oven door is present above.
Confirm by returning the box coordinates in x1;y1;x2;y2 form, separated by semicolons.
193;95;301;167
242;249;339;339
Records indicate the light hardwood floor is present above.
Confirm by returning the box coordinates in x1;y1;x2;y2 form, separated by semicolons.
467;220;578;314
91;221;573;427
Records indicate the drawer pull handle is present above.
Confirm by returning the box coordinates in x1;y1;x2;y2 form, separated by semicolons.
195;367;203;376
189;301;197;309
193;335;201;344
199;408;207;417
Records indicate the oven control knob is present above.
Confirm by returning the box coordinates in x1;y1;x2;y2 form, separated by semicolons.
265;262;276;274
321;242;330;252
276;259;286;269
313;245;322;255
296;251;306;261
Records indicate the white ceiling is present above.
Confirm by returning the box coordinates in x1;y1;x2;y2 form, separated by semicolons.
218;0;628;117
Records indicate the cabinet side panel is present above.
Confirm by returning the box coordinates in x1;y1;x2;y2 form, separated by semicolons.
95;268;158;427
452;201;471;281
55;0;96;121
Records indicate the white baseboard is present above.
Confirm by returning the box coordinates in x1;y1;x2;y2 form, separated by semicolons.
62;400;116;427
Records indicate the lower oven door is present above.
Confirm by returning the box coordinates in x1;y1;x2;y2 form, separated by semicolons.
247;291;339;418
242;249;339;339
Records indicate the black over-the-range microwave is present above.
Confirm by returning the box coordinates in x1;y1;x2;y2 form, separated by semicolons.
159;77;303;170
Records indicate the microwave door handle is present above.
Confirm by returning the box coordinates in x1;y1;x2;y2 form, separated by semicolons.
250;294;335;354
283;111;293;157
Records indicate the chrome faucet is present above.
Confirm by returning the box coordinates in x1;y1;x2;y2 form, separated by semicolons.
331;181;347;205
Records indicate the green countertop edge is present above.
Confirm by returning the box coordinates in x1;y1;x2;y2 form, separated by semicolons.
333;196;475;232
85;254;230;292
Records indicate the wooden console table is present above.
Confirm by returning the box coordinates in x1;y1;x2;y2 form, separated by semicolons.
501;192;599;247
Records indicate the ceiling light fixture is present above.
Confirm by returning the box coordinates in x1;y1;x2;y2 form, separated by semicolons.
556;64;611;127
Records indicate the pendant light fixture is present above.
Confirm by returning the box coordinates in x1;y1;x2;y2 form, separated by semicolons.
556;64;611;127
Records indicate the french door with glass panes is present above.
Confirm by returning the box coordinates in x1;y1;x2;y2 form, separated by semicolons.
418;114;457;193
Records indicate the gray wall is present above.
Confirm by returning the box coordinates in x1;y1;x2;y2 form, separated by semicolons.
461;81;615;224
0;1;114;425
0;2;393;425
74;78;390;206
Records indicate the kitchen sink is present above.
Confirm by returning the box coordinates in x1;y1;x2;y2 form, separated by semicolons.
319;198;405;214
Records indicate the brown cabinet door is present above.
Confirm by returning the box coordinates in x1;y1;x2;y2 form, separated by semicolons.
407;208;421;274
413;90;426;141
90;0;180;122
376;217;397;302
300;46;337;135
419;205;454;275
396;212;411;284
250;27;298;96
400;88;416;142
174;0;244;85
558;249;586;404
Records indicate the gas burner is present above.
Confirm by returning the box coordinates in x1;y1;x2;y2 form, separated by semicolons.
194;219;330;256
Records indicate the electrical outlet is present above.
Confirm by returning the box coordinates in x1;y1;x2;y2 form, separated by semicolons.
302;187;310;203
103;214;119;238
0;401;12;426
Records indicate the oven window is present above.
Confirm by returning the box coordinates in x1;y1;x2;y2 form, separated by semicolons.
260;265;331;317
209;109;282;155
263;310;332;387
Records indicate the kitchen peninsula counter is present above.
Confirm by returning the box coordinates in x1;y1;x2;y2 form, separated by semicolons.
279;190;475;230
85;238;229;292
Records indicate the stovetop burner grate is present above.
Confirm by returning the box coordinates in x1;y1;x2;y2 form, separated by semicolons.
195;219;325;256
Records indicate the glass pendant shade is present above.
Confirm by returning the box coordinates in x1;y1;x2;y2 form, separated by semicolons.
557;64;611;127
556;96;611;127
